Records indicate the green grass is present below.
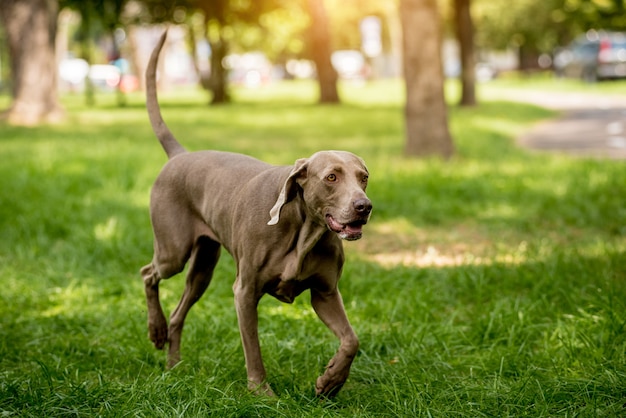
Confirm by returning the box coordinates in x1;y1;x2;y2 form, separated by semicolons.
1;78;625;416
481;71;626;97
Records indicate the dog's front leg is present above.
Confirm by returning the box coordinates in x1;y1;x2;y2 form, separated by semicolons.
311;288;359;397
233;278;275;396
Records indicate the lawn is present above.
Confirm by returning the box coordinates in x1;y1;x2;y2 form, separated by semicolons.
0;78;625;417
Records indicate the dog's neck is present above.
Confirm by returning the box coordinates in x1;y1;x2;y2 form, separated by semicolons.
281;211;328;280
280;216;327;281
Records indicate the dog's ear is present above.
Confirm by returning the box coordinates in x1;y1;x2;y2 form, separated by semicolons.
268;158;308;225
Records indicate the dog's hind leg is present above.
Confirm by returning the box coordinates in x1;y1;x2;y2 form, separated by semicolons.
141;200;198;351
141;237;191;350
141;260;175;350
167;236;221;368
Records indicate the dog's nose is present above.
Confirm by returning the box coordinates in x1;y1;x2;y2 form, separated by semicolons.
353;198;372;216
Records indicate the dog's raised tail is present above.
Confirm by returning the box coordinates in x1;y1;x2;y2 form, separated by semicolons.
146;30;186;159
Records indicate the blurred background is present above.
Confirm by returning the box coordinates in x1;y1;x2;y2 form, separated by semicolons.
1;0;625;108
1;0;626;158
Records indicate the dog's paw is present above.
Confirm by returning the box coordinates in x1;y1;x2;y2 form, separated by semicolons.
148;318;168;350
315;375;346;398
248;381;276;397
166;352;181;369
315;357;350;398
149;329;168;350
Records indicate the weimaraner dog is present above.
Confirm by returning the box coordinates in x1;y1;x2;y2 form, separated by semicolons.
140;32;372;397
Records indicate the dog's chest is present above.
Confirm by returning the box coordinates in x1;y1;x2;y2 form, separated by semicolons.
264;278;310;304
264;244;343;303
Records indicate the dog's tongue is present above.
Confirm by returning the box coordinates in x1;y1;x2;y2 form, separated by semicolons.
340;222;363;241
344;223;362;235
326;215;363;240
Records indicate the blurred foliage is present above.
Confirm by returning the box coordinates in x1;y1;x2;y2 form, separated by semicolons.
128;0;308;59
473;0;626;54
4;0;625;99
55;0;391;60
325;0;394;51
61;0;126;35
54;0;626;64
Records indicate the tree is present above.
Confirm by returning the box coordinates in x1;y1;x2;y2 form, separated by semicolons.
399;0;454;158
138;0;294;105
0;0;64;126
473;0;626;69
454;0;476;106
61;0;129;106
306;0;339;103
192;0;231;104
134;0;232;104
473;0;559;69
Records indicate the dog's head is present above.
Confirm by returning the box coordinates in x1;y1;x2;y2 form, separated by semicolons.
268;151;372;241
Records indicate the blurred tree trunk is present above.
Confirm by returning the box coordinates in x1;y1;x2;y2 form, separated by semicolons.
126;25;145;91
399;0;454;158
306;0;339;104
187;14;211;91
193;1;230;104
518;45;540;71
74;1;96;106
0;0;64;126
454;0;476;106
208;28;229;104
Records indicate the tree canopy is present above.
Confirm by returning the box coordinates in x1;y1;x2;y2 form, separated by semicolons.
473;0;626;57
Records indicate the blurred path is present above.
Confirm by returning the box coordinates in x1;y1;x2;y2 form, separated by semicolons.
514;91;626;159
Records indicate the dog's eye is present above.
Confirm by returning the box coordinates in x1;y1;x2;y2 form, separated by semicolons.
362;175;369;183
326;174;337;182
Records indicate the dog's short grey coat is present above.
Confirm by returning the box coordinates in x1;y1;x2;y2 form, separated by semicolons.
140;31;372;397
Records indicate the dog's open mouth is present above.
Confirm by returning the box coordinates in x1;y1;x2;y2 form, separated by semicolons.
325;215;367;241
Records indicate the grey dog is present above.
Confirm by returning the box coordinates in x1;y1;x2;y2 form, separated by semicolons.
140;31;372;397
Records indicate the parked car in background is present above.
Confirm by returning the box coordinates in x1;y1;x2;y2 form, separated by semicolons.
554;30;626;82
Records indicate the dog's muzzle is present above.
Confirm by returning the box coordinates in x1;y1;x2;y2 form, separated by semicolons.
326;198;372;241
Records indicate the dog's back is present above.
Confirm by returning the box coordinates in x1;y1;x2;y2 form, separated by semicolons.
152;150;290;250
